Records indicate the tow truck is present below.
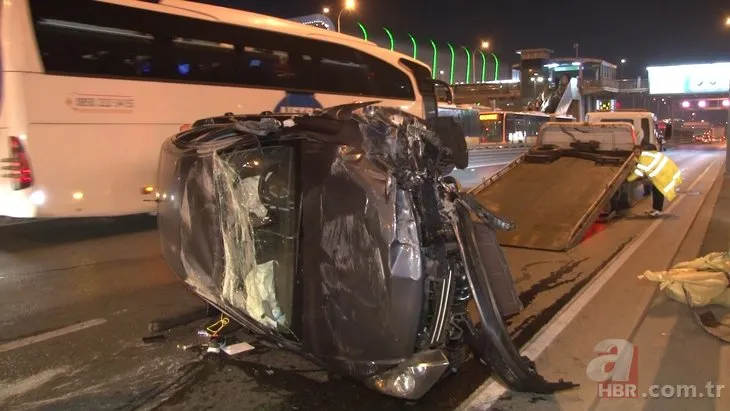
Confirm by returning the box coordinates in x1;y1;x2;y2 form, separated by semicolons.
585;110;665;151
468;121;646;251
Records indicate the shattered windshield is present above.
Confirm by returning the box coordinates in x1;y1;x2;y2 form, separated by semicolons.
213;146;296;331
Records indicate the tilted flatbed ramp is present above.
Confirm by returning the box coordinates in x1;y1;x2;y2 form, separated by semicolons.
468;122;638;251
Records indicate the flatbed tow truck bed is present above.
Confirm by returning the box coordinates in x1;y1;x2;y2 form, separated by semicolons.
468;122;640;251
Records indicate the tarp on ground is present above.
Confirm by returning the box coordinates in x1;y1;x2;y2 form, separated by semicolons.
639;251;730;308
640;251;730;342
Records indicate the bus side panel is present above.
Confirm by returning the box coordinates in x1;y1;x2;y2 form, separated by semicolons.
21;73;419;217
24;73;422;125
25;123;176;217
23;74;285;125
0;0;44;217
0;71;35;218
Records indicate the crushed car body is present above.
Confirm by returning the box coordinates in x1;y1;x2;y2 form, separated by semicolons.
156;102;576;399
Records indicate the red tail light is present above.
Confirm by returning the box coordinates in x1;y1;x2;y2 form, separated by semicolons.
7;136;33;190
180;124;192;132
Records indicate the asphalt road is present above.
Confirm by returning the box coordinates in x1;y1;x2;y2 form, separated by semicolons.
0;145;722;411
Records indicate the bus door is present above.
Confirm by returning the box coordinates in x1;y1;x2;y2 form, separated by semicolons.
479;113;505;144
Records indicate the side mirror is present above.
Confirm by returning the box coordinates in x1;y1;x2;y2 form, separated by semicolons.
430;116;468;169
433;79;454;104
664;124;673;140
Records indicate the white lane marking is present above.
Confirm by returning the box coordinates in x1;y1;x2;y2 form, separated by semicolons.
460;159;720;411
0;366;70;404
469;162;510;170
0;318;107;354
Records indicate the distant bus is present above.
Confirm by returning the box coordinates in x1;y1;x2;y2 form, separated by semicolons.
478;111;575;145
0;0;436;219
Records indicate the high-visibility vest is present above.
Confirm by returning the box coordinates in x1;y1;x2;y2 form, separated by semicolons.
626;151;682;201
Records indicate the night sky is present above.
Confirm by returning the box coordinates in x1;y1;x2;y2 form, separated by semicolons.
205;0;730;77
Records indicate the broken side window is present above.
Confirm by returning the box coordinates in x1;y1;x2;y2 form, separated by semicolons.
213;145;297;331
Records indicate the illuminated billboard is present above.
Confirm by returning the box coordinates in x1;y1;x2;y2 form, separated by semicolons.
647;63;730;95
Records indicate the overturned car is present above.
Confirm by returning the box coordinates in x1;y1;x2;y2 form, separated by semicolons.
156;103;575;399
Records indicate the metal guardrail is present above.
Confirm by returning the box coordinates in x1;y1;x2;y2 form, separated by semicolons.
452;83;521;101
454;78;649;103
581;79;649;93
470;146;528;153
467;147;527;166
664;134;696;147
616;79;648;91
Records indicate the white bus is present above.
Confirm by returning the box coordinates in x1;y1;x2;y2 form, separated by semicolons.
0;0;437;219
478;111;575;146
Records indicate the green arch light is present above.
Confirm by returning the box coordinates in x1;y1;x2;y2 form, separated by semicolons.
461;46;471;84
407;33;417;59
429;40;438;79
491;52;500;81
356;22;368;41
446;43;455;84
382;27;394;51
478;50;487;82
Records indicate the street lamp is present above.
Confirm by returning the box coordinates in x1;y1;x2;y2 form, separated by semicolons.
337;0;356;33
619;58;627;79
322;1;356;32
530;75;544;98
471;40;490;83
725;16;730;26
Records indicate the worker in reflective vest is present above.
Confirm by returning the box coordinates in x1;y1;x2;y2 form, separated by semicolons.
627;146;682;217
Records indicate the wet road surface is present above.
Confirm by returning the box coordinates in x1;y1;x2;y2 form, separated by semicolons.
0;146;722;410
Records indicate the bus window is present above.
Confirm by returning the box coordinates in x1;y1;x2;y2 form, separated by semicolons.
171;39;238;84
28;0;415;100
32;17;161;79
504;113;552;143
505;114;525;143
479;113;504;143
463;110;481;136
529;116;549;136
